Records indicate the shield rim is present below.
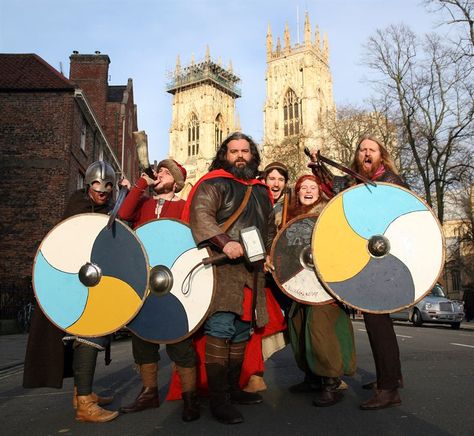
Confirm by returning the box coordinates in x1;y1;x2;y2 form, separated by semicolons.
312;182;446;314
270;213;335;306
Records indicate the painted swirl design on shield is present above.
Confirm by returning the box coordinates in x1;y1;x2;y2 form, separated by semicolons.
127;219;214;344
271;214;334;305
312;183;444;313
33;214;148;336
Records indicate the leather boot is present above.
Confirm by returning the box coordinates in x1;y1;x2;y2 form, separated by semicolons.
312;377;344;407
206;362;243;424
73;386;113;409
205;336;243;424
362;377;404;390
228;341;262;405
119;363;159;413
289;372;323;394
119;386;159;413
243;374;267;393
360;389;401;410
176;365;200;422
75;395;118;423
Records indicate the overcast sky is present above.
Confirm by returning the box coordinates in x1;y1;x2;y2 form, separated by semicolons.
1;0;446;161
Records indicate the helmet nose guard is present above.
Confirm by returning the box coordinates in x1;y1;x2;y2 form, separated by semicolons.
85;161;116;192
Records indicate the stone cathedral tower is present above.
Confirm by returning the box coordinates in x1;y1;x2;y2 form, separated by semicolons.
263;13;336;177
166;47;241;186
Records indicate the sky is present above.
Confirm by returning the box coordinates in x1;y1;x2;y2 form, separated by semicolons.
0;0;446;161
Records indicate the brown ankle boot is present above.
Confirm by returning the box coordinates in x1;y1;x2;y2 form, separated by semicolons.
119;363;160;413
75;395;118;423
73;387;113;409
243;375;267;393
119;387;159;413
360;389;401;410
312;377;344;407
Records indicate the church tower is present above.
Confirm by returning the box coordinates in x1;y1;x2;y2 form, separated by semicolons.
167;47;241;186
263;13;336;177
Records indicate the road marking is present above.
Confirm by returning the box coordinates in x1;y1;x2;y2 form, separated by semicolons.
450;343;474;349
396;334;413;338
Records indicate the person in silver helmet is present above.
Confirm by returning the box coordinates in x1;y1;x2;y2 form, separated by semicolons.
23;161;120;423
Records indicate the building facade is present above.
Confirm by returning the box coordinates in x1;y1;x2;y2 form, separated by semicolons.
262;13;336;179
0;52;138;317
166;47;241;187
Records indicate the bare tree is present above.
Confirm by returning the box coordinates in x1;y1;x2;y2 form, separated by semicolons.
363;24;474;223
323;104;400;168
424;0;474;57
263;134;310;183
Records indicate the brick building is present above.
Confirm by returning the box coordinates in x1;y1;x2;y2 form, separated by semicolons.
0;52;139;317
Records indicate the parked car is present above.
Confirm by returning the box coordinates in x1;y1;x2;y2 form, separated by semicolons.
390;284;465;329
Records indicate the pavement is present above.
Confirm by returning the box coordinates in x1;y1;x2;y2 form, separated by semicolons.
1;319;473;373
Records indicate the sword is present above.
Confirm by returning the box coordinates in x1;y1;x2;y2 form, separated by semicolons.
304;148;376;187
107;186;129;229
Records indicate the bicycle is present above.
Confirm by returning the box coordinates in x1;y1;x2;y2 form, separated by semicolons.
17;302;34;333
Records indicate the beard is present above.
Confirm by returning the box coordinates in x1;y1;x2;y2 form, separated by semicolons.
153;180;175;195
223;158;259;180
358;159;382;179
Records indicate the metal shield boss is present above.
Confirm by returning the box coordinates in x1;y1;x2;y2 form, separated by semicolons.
127;219;215;344
271;213;334;305
33;213;149;336
312;182;445;313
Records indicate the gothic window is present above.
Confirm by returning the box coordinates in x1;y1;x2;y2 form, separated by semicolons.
188;113;199;156
283;88;301;137
215;114;224;150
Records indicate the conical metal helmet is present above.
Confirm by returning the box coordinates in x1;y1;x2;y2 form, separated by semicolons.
85;161;116;192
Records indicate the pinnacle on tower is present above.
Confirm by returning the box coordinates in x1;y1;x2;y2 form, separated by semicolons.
266;23;273;56
175;54;181;75
228;59;233;73
205;45;210;62
304;12;311;46
323;32;329;58
284;23;291;51
315;25;321;49
191;53;195;66
276;37;281;54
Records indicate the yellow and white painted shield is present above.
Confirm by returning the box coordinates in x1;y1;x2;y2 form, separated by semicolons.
33;213;149;336
312;183;445;313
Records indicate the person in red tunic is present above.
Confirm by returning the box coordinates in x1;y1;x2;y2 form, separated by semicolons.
118;159;200;422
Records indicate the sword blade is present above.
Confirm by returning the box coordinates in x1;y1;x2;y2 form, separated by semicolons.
107;186;129;229
315;152;377;187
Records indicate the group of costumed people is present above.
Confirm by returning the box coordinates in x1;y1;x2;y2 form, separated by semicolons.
23;132;404;425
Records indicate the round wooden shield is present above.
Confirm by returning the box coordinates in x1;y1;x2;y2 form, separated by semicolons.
127;219;215;344
33;213;149;336
312;183;445;313
270;214;334;305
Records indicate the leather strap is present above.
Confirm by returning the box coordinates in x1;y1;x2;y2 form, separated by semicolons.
220;184;253;232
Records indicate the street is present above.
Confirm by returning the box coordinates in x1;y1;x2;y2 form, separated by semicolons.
1;320;473;436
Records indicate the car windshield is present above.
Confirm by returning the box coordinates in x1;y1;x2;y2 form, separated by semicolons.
431;285;446;298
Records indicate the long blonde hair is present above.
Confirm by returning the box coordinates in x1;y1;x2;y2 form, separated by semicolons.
350;134;399;175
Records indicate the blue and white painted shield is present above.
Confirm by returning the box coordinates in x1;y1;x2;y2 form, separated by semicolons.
33;213;149;336
127;219;215;344
312;183;445;313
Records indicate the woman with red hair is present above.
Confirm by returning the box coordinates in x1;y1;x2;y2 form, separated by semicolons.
286;174;356;407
